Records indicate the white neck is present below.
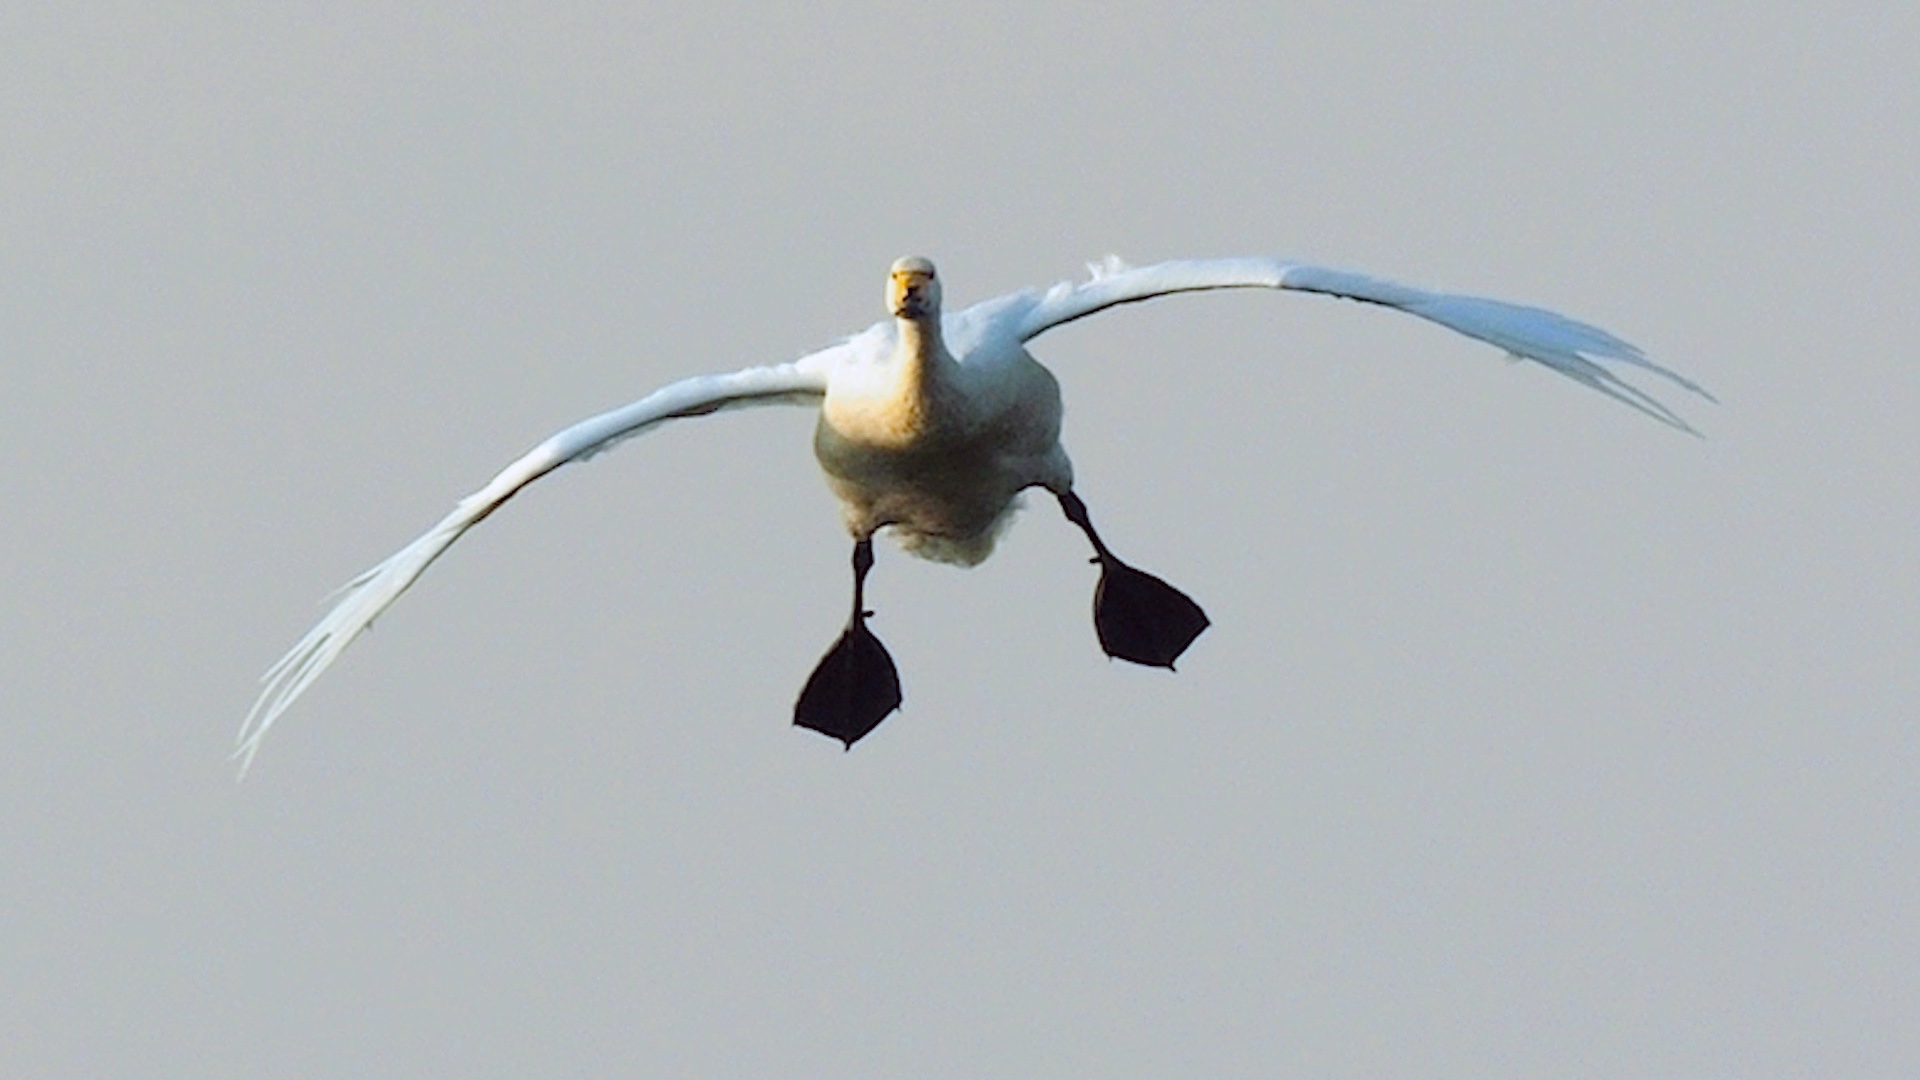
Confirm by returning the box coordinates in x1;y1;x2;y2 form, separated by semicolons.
894;313;953;402
897;310;946;354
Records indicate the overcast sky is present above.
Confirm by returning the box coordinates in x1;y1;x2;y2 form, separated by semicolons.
4;4;1916;1075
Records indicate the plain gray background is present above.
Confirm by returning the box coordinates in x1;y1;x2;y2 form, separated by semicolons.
5;3;1915;1075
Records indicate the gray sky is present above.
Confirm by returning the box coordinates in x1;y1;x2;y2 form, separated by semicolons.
4;3;1915;1075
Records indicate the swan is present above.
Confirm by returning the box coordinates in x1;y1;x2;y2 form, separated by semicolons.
237;254;1711;773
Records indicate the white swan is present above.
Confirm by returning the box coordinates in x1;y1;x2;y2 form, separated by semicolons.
237;254;1711;772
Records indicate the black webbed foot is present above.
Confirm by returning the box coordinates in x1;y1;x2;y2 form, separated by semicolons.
794;616;902;748
795;537;902;748
1092;556;1210;668
1057;488;1210;669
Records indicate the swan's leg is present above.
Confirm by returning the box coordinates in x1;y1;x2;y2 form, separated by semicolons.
794;537;903;747
1057;490;1210;669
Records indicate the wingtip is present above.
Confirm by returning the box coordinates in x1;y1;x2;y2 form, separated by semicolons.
231;739;261;782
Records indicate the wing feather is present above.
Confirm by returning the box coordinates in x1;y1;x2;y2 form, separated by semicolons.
1012;257;1712;433
236;355;833;775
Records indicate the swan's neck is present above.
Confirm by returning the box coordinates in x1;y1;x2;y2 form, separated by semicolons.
818;314;959;450
894;314;954;406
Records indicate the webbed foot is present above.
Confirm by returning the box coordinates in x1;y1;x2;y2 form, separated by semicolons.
1057;488;1210;669
1092;557;1210;668
794;616;902;748
795;537;901;748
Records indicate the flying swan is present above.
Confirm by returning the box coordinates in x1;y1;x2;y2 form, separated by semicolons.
237;255;1711;772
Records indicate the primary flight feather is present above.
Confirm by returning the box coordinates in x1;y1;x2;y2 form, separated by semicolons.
237;254;1711;773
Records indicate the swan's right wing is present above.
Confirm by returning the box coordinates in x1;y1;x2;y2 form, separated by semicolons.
236;353;835;776
1008;256;1713;434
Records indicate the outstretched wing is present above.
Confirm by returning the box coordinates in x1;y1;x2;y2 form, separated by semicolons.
236;355;835;775
1012;256;1714;433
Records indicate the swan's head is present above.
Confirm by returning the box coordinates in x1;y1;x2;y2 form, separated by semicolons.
887;256;941;321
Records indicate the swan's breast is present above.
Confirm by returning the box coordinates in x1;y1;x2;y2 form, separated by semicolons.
813;346;1071;563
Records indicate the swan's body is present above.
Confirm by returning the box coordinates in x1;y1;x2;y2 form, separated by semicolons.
815;258;1071;564
238;254;1711;772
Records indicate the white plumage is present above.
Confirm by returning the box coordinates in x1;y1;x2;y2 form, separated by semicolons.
238;255;1710;772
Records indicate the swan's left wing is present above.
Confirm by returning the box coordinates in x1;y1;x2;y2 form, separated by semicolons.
1013;256;1713;433
236;355;834;776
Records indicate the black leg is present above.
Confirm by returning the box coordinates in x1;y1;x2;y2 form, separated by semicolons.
794;538;903;748
1058;490;1210;669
